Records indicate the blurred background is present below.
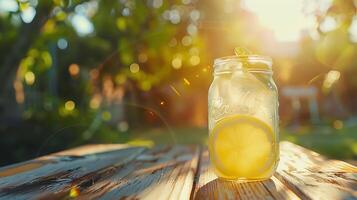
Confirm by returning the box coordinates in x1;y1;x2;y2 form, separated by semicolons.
0;0;356;166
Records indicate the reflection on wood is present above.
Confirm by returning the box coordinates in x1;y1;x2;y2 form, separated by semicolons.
0;142;355;199
192;149;301;200
275;142;357;200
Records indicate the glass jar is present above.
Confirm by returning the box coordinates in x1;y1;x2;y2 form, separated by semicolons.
208;55;279;181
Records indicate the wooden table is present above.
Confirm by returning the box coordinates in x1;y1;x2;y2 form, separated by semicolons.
0;141;356;199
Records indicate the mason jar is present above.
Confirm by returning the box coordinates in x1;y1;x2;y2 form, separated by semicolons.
208;55;279;181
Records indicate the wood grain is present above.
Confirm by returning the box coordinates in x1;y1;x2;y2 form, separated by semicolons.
192;149;301;200
86;146;200;200
0;145;145;199
0;141;355;200
275;142;357;200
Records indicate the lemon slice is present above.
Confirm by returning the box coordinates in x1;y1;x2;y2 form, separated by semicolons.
209;114;274;179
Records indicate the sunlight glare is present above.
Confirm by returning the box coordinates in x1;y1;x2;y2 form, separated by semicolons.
242;0;307;42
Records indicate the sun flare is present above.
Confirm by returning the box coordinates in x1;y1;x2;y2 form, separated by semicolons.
242;0;331;42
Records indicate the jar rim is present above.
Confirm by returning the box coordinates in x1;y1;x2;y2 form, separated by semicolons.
214;55;272;66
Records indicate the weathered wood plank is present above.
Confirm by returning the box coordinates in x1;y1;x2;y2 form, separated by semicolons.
0;141;356;199
278;142;357;173
70;145;200;200
276;141;357;200
192;142;357;200
192;149;301;200
0;144;145;200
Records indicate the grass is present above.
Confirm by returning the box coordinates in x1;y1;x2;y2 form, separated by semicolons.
1;122;355;167
281;125;357;160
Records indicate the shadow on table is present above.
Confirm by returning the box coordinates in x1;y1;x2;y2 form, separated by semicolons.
194;178;281;200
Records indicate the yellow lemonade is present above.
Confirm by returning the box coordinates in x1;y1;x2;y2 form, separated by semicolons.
208;114;278;180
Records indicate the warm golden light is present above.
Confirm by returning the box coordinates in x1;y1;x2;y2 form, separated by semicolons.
181;36;192;46
24;71;35;85
323;70;340;91
183;78;190;85
190;55;200;66
172;56;182;69
68;64;80;76
279;61;293;82
69;187;80;198
90;95;101;109
242;0;324;42
130;63;140;73
65;100;75;111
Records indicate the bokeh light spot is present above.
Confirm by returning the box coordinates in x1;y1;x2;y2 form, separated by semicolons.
89;95;101;109
187;24;197;36
190;10;200;21
122;7;130;16
189;47;199;55
71;14;94;36
24;71;35;85
190;55;200;66
152;0;163;8
172;56;182;69
182;0;191;5
182;36;192;46
169;9;180;24
168;38;177;47
68;64;80;76
65;100;75;111
57;38;68;50
130;63;140;73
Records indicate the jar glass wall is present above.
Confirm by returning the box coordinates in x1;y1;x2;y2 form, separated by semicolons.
208;55;279;181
